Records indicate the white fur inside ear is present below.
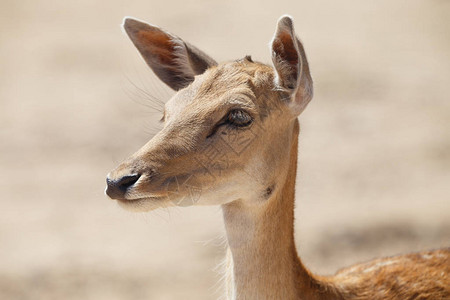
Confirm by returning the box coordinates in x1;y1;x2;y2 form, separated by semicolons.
271;55;296;94
171;37;197;80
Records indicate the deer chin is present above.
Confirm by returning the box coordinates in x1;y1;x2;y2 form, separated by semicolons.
116;196;171;212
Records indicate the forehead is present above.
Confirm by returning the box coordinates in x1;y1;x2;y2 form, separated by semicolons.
165;60;274;117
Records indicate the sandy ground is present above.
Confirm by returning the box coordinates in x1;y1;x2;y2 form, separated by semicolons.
0;0;449;299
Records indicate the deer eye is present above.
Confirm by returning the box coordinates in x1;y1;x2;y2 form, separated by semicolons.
226;109;253;128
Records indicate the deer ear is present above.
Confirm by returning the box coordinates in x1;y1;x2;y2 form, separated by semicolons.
123;17;218;91
271;15;313;115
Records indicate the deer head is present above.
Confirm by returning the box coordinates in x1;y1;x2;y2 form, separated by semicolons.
105;16;313;212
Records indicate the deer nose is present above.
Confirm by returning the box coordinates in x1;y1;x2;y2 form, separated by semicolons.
105;174;141;199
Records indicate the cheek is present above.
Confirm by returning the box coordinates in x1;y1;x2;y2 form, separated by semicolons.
159;128;271;206
194;170;264;206
163;159;265;207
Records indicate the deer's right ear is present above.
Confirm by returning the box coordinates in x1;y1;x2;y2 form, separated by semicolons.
123;18;218;91
271;16;313;116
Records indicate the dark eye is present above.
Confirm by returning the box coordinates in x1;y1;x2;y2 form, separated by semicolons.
206;109;253;138
227;109;253;127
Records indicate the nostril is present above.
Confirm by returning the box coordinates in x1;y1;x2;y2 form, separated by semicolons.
105;173;141;199
115;174;141;192
106;173;141;194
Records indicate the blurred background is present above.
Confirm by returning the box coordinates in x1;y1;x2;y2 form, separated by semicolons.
0;0;449;299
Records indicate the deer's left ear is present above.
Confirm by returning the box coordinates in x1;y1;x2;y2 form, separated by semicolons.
271;15;313;116
123;17;217;91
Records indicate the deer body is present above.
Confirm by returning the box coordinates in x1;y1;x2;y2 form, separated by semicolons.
106;15;450;299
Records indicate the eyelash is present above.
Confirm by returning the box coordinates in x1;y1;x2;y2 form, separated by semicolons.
226;109;253;127
206;109;253;138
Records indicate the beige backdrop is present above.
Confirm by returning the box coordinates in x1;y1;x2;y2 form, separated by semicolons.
0;0;449;299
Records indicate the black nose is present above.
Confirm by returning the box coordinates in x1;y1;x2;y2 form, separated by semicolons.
105;174;140;199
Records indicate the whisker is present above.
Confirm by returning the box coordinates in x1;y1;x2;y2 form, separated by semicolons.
122;87;163;114
123;74;165;113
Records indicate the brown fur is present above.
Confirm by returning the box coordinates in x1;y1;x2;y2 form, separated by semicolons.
106;16;450;299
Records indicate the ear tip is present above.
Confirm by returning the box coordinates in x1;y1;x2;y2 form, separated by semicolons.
122;17;139;34
121;16;157;34
277;14;294;29
122;16;136;28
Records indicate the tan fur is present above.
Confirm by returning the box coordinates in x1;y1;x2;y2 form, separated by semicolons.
106;16;450;299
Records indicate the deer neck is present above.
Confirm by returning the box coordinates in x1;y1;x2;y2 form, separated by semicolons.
221;119;326;299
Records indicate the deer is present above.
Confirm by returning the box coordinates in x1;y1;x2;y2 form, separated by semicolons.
105;15;450;299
